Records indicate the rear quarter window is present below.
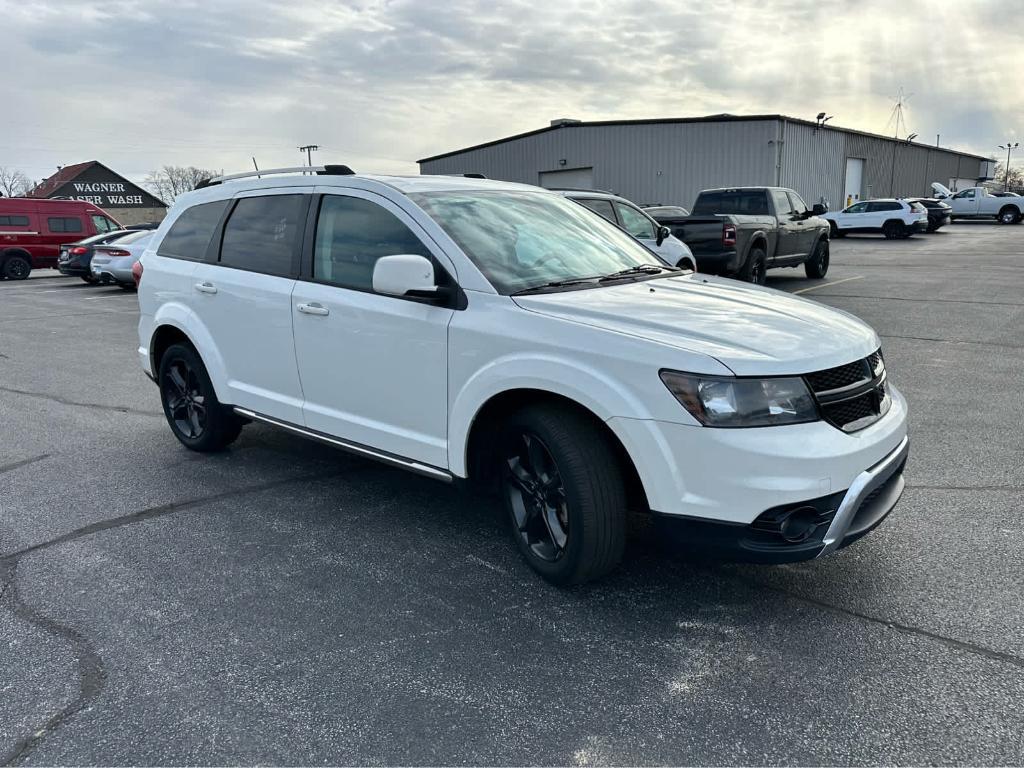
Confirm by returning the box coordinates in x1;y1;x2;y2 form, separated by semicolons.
47;217;84;233
157;200;230;260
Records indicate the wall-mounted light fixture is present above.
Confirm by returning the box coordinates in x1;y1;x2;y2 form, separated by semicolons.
559;159;567;166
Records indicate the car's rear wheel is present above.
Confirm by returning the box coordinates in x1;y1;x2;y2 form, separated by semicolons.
499;404;626;585
804;239;829;278
158;343;243;452
828;221;845;238
2;256;31;280
81;274;98;284
738;246;768;285
882;220;904;240
998;206;1021;225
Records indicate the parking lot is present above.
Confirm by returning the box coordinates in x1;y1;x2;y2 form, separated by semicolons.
1;222;1022;765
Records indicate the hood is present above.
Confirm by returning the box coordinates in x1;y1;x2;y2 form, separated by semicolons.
931;182;953;198
513;275;880;376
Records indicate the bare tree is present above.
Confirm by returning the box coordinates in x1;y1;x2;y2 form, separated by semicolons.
993;162;1024;190
0;166;33;197
144;166;219;204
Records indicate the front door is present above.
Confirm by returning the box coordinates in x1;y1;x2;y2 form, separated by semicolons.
950;188;979;216
786;191;817;258
190;189;311;425
770;189;801;260
291;190;454;469
835;201;869;231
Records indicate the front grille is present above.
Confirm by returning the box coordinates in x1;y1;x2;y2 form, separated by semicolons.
805;349;888;432
805;359;870;392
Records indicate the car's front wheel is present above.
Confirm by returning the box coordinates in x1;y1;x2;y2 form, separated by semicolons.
805;239;830;278
499;405;626;585
158;343;243;452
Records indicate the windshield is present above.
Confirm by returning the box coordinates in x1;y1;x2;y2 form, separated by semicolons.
412;190;666;295
693;190;770;215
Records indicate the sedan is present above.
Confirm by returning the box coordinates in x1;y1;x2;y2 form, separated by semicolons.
57;230;141;283
90;231;154;289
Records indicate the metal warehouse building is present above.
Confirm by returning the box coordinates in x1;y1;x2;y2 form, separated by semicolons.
418;115;994;210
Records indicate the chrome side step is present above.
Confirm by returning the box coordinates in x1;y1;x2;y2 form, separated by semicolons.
233;407;453;483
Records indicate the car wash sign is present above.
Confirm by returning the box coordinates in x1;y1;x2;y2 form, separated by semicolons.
46;162;166;210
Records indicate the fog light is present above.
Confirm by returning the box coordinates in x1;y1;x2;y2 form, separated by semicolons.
779;507;820;543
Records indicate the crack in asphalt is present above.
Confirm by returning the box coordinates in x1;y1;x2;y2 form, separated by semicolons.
0;386;160;418
738;576;1024;672
813;293;1024;308
878;334;1024;350
0;469;344;765
0;455;49;476
0;562;106;768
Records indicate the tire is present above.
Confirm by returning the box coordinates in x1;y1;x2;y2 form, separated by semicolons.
498;404;626;585
804;239;830;279
998;206;1021;225
828;221;845;238
2;255;31;280
882;220;904;240
81;274;99;284
737;246;768;285
158;342;243;452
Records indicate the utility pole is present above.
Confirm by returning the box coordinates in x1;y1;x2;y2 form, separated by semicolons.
298;144;319;173
998;142;1019;190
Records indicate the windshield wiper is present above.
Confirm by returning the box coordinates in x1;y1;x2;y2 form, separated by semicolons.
512;276;604;296
598;264;677;282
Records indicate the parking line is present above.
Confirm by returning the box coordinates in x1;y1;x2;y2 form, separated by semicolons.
83;294;133;301
793;275;864;295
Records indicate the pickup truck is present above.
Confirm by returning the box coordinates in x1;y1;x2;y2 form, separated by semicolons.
931;183;1024;224
647;187;831;284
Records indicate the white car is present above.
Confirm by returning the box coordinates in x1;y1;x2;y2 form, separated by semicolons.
931;183;1024;224
91;230;154;288
555;189;696;270
822;199;929;239
137;167;908;585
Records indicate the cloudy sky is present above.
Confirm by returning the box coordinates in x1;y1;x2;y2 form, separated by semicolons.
2;0;1022;187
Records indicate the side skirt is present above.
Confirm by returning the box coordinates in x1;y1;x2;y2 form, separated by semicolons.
233;407;454;483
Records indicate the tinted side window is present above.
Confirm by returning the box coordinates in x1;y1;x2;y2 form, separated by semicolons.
48;217;83;233
845;202;869;214
158;200;229;260
868;202;901;212
578;199;616;223
220;195;304;277
771;191;794;215
314;195;432;292
614;203;656;239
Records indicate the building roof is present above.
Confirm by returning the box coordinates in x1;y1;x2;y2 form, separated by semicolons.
28;161;98;198
417;114;991;164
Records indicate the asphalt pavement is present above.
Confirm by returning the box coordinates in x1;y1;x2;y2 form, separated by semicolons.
1;222;1022;765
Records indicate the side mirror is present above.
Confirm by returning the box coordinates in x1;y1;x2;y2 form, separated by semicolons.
372;254;445;300
656;225;670;246
811;203;827;216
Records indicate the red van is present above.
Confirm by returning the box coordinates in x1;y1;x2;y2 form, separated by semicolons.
0;198;122;279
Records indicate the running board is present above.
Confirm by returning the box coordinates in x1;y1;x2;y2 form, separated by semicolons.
233;407;453;483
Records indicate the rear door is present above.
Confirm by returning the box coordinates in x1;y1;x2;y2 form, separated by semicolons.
190;189;311;424
575;198;618;225
291;189;454;468
769;189;800;260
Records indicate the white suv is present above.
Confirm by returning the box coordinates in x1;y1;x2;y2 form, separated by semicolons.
137;167;909;585
823;199;929;239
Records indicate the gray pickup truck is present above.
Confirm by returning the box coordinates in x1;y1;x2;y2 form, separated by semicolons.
647;187;831;284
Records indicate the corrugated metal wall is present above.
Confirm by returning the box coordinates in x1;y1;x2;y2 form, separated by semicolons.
420;119;987;208
778;121;846;208
419;120;780;208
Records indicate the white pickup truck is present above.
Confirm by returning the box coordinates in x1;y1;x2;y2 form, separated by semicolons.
931;183;1024;224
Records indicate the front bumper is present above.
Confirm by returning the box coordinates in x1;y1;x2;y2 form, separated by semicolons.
651;434;908;562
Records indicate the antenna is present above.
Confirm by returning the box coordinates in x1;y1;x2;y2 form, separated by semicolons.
884;88;914;139
252;157;260;179
298;145;320;174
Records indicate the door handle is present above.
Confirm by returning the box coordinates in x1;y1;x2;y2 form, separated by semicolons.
194;281;218;294
296;302;330;316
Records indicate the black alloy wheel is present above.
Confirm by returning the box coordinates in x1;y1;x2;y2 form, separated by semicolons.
805;239;830;278
157;342;243;451
504;432;569;563
2;256;30;280
162;358;208;441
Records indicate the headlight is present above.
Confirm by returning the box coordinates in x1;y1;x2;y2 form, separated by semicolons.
659;370;818;428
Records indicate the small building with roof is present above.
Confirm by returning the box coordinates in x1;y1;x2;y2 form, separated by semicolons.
29;161;166;226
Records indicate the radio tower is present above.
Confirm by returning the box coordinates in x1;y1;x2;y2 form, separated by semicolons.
884;88;913;139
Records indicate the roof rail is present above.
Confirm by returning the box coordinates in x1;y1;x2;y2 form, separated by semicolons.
204;165;357;186
547;186;616;195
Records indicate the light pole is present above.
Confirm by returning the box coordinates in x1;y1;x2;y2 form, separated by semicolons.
298;145;319;173
998;142;1019;190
